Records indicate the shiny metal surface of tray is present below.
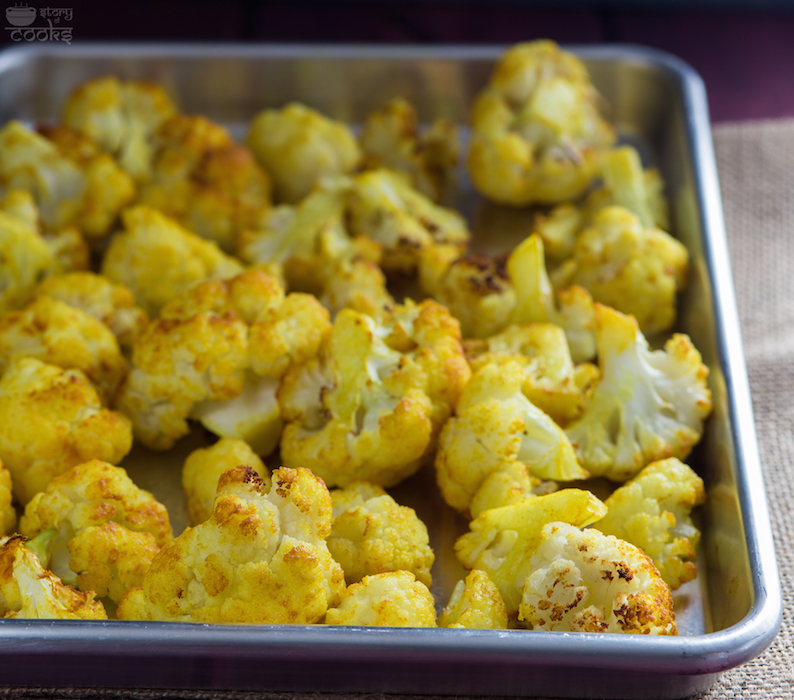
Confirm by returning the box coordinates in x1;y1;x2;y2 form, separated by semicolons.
0;42;782;699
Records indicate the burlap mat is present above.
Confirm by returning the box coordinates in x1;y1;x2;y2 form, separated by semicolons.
2;120;793;700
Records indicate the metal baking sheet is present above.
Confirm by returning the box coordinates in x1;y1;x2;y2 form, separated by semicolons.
0;42;782;699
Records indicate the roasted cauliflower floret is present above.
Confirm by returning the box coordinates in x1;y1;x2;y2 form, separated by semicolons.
360;98;459;203
247;102;361;204
467;40;615;206
325;570;436;627
328;481;434;586
438;569;508;629
0;535;106;619
182;438;270;526
595;458;705;590
518;522;677;634
63;75;177;182
137;114;272;251
565;305;712;482
35;271;149;351
0;296;128;404
101;205;244;318
0;358;132;504
19;459;172;603
117;465;345;624
551;206;688;336
0;459;16;536
436;362;585;517
279;300;470;488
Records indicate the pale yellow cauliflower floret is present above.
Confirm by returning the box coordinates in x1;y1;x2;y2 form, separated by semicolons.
279;300;470;488
117;465;345;624
63;75;177;182
19;459;172;603
0;459;16;535
35;271;149;351
247;102;361;204
137;114;272;251
328;481;434;586
518;522;677;635
596;458;705;590
468;40;615;206
361;98;459;203
325;571;436;627
565;305;712;482
0;535;106;619
182;438;270;526
436;362;585;517
101;205;244;318
0;358;132;504
438;569;508;629
0;296;128;404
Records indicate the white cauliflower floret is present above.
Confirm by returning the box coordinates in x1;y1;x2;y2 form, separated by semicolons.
247;102;361;204
595;457;705;590
117;466;346;624
467;40;615;206
182;438;271;526
518;522;677;635
565;304;713;482
279;300;470;488
0;535;106;619
19;459;172;603
325;571;436;627
438;569;508;629
0;358;132;504
101;205;244;318
0;459;16;536
328;481;434;586
436;362;585;517
360;98;459;203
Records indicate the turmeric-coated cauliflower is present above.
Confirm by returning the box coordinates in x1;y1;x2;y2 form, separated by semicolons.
0;358;132;504
436;362;585;517
518;522;677;634
19;459;172;603
325;570;436;627
467;40;615;206
0;459;16;536
247;102;361;204
595;457;705;590
117;465;345;624
328;480;434;586
0;535;106;619
565;305;712;482
438;569;508;629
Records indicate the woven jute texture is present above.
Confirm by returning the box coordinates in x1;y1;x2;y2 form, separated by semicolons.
2;119;793;700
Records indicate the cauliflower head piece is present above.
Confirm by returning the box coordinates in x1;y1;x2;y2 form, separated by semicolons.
247;102;361;204
565;304;712;482
467;40;615;206
0;358;132;504
117;465;345;624
0;535;106;619
596;457;705;590
325;570;436;627
328;480;434;586
438;569;508;629
518;522;677;635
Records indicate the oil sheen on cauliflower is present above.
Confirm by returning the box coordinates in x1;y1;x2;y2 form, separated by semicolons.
467;40;615;206
19;459;173;603
0;358;132;504
117;465;345;624
565;304;713;482
0;535;107;619
328;480;434;586
325;570;436;627
518;522;677;635
247;102;362;204
436;361;585;517
279;300;470;488
595;457;705;590
438;569;508;629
